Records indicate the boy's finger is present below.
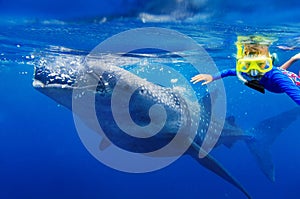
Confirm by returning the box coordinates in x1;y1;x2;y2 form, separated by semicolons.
191;77;202;82
192;79;202;84
191;75;201;80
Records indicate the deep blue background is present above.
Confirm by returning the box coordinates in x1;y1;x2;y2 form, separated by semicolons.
1;0;300;22
0;1;300;199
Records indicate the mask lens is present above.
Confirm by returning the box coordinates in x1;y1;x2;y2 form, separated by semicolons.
237;57;272;73
256;61;266;69
238;60;251;72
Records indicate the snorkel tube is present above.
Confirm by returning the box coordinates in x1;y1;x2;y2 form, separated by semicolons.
235;37;246;83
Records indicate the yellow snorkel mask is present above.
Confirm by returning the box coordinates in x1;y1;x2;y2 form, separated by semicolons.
237;56;273;74
235;35;276;93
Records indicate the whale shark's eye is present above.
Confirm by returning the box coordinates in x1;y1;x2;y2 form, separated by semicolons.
138;86;148;95
139;88;145;95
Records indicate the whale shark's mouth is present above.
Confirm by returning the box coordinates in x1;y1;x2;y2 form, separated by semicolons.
32;53;86;89
33;66;78;88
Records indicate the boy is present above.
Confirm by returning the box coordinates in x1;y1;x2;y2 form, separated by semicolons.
191;36;300;105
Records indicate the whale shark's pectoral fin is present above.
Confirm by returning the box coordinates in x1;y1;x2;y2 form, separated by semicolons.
99;138;111;151
189;142;252;199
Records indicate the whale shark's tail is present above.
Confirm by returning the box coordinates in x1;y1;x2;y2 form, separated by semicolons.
246;107;300;182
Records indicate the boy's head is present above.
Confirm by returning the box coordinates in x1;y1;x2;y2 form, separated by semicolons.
236;36;274;79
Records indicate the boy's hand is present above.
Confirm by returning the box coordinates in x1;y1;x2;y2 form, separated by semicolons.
190;74;213;85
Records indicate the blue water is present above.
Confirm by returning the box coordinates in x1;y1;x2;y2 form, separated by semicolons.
1;1;300;199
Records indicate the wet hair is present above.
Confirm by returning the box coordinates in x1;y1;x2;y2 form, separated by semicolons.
244;44;269;56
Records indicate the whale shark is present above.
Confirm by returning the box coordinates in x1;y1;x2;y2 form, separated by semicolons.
32;53;300;199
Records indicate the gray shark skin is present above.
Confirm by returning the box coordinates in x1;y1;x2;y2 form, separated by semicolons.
33;58;252;199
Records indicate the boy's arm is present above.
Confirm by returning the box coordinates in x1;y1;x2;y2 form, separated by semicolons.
284;86;300;106
280;53;300;70
212;68;237;80
274;75;300;105
190;69;236;85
